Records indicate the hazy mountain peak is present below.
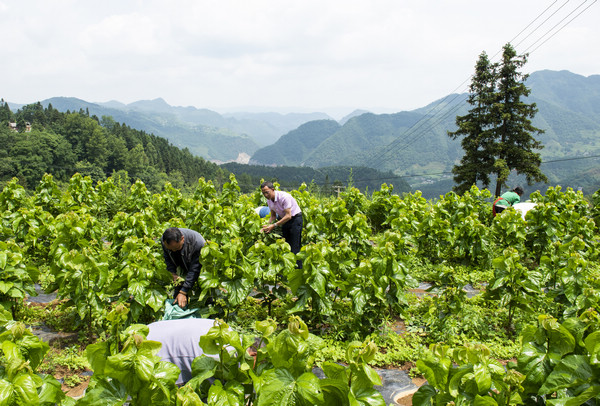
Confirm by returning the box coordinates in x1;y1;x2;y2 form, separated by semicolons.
97;100;127;109
127;97;171;112
339;109;371;125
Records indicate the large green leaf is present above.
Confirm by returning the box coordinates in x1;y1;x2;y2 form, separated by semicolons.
207;380;244;406
320;379;349;406
448;366;472;397
417;353;451;389
37;374;65;405
176;385;205;406
153;361;181;386
0;282;12;295
321;362;347;381
412;385;437;406
223;277;251;307
76;378;127;406
12;373;39;405
472;363;492;394
546;385;600;406
256;369;323;406
518;343;553;389
187;356;218;391
348;387;386;406
0;252;7;270
543;319;576;357
539;354;592;394
473;394;499;405
585;331;600;364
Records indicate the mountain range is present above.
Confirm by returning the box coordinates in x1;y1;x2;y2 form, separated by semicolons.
251;71;600;169
7;69;600;194
249;70;600;193
8;97;331;164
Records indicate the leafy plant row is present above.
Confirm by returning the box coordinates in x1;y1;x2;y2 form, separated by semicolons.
415;311;600;405
0;312;385;406
1;174;600;339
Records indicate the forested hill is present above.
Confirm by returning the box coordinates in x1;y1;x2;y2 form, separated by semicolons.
0;100;229;191
221;162;411;194
248;70;600;194
7;97;333;163
250;120;342;166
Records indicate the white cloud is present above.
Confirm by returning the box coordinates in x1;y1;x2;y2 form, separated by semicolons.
0;0;598;113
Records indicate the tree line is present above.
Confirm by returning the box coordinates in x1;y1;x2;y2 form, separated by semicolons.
0;100;229;191
1;98;413;196
221;162;411;195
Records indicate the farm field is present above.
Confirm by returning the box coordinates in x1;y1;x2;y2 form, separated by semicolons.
1;173;600;405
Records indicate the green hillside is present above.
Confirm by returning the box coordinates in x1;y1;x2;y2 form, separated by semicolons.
526;70;600;119
249;70;600;196
0;101;228;191
250;120;341;166
221;162;410;194
26;97;259;163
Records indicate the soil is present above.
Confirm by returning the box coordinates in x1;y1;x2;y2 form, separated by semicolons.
25;299;91;399
395;376;427;405
52;366;90;398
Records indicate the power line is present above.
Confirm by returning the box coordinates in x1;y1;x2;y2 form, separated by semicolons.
367;1;596;172
513;0;572;50
506;0;562;46
525;0;597;55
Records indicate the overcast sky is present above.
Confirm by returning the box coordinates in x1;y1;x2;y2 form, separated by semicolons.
1;0;598;118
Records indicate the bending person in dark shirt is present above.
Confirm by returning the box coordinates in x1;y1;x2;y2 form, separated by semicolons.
162;227;206;308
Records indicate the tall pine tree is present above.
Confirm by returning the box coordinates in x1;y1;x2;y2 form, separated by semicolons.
448;43;547;196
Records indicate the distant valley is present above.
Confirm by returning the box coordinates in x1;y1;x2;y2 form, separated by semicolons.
8;97;332;163
8;69;600;195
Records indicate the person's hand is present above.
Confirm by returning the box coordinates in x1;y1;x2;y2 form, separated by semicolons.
174;292;188;308
261;224;275;233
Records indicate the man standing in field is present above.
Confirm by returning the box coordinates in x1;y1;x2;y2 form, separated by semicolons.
260;181;303;268
162;227;206;307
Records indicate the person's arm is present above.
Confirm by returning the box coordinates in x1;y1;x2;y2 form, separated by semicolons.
262;208;291;233
180;248;201;294
162;246;177;274
175;240;203;307
261;210;277;233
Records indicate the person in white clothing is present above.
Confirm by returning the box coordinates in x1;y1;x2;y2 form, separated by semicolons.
147;318;219;385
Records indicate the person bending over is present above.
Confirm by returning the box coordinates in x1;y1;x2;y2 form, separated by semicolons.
162;227;206;307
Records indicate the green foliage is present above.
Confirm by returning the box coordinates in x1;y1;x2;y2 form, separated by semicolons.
2;171;600;403
0;321;66;406
1;104;228;192
0;241;38;315
414;312;600;405
414;343;524;405
518;313;600;403
485;247;544;333
40;346;89;374
83;323;180;405
186;317;386;406
449;43;547;195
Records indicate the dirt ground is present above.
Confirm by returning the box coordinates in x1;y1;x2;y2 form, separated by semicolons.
51;366;90;399
395;376;427;404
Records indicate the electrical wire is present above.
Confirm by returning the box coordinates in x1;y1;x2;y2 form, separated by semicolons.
525;0;597;55
366;0;596;172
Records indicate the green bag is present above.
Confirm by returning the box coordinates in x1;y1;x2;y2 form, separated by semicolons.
162;299;201;320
